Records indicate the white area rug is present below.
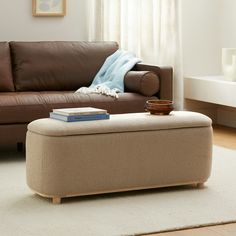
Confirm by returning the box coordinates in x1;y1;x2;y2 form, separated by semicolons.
0;146;236;236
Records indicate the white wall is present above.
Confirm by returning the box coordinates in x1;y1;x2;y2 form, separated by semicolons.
182;0;236;127
181;0;221;76
0;0;232;78
0;0;88;41
220;0;236;48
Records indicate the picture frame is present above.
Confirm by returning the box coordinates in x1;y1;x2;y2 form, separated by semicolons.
32;0;66;17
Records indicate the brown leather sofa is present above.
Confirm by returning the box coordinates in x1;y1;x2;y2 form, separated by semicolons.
0;41;172;148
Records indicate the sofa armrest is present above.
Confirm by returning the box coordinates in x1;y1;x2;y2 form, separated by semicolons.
124;71;160;96
132;63;173;100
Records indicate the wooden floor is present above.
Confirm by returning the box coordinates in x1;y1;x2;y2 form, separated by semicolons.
145;125;236;236
212;125;236;149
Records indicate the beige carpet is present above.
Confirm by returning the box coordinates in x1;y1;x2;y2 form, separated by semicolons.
0;146;236;236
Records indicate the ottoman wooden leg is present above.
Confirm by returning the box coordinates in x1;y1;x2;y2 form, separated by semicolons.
196;183;205;188
52;197;61;204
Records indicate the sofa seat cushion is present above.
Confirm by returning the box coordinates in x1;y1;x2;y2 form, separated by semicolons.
0;92;156;124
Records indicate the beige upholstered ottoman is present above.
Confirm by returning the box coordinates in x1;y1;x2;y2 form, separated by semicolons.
26;111;212;204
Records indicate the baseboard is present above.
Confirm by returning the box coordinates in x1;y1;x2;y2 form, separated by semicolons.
184;99;236;128
217;106;236;128
184;99;217;123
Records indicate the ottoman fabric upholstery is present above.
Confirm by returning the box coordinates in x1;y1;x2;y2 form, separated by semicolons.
26;112;212;203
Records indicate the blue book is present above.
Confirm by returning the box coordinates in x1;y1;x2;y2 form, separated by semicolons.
50;112;110;122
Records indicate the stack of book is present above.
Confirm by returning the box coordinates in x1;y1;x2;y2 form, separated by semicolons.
50;107;110;122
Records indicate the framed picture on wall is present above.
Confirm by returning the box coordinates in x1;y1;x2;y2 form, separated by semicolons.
32;0;66;16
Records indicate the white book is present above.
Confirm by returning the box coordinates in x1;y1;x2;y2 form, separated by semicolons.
52;107;108;116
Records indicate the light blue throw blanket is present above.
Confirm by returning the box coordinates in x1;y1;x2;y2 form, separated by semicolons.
75;49;141;98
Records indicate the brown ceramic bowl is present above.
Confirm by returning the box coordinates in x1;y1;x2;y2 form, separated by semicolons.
146;100;174;115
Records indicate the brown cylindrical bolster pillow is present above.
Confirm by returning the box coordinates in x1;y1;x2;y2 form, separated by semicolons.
124;71;160;96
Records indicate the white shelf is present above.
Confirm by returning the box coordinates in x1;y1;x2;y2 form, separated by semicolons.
184;76;236;108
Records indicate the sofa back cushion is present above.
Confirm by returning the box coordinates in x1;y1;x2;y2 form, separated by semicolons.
0;42;15;91
10;41;119;91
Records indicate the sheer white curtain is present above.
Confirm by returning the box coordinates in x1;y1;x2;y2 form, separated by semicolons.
87;0;183;110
